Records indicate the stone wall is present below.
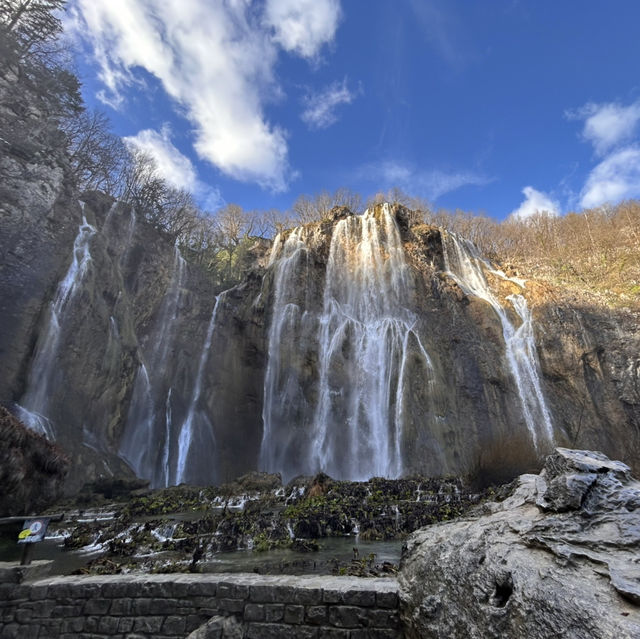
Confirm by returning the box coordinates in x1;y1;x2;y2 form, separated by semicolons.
0;573;400;638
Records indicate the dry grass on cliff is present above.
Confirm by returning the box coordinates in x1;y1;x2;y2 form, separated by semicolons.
425;200;640;309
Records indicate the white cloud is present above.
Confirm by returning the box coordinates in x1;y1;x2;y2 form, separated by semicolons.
579;146;640;209
263;0;341;60
124;126;197;191
301;78;357;129
66;0;343;192
568;100;640;156
509;186;560;220
361;160;490;200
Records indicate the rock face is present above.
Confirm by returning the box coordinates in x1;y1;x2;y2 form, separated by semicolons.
1;183;270;490
0;405;69;516
398;448;640;638
534;300;640;475
1;179;639;491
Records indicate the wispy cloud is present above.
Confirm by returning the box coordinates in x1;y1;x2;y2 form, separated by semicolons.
407;0;467;70
359;160;491;200
579;146;640;208
301;78;358;130
509;186;560;220
66;0;342;192
567;100;640;156
124;126;223;210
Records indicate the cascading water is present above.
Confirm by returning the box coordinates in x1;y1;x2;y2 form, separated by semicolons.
173;292;224;485
260;204;434;481
311;206;432;479
260;226;318;475
16;215;97;438
441;232;554;449
118;248;186;486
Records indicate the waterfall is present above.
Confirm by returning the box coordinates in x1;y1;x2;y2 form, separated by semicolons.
260;204;433;481
260;226;317;474
311;205;432;479
118;248;186;486
441;232;554;449
173;293;224;485
16;216;97;438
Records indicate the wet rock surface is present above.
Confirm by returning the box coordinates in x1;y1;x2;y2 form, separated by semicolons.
398;448;640;638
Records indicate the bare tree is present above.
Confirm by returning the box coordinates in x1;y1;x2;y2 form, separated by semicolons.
119;149;200;240
292;187;363;224
0;0;66;64
214;203;256;282
62;108;127;192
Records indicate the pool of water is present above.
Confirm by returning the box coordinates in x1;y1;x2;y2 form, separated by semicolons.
201;538;401;575
0;534;100;575
0;529;400;577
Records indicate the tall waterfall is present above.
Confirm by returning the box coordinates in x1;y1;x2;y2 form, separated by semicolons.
260;227;318;475
118;248;186;486
17;215;97;438
173;293;224;485
441;232;554;449
261;205;433;481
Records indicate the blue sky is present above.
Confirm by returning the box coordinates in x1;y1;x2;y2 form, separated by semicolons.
65;0;640;220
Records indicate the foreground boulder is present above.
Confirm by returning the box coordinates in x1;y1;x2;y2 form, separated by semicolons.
399;448;640;638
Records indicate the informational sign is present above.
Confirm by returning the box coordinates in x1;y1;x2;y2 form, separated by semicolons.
17;517;50;544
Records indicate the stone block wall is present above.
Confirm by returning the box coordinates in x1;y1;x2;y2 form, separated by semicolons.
0;573;401;638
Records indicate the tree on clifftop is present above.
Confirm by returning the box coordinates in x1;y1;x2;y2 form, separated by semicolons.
0;0;66;64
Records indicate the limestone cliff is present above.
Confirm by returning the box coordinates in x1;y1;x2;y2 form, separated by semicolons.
1;186;638;491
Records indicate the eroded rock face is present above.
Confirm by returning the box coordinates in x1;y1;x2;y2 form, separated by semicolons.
398;448;640;639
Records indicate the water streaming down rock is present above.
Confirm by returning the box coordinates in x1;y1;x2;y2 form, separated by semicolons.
16;215;97;438
261;205;434;481
260;226;320;476
312;206;433;479
441;231;554;449
118;248;186;487
174;293;225;486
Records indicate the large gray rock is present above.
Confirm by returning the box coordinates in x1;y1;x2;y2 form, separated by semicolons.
398;448;640;638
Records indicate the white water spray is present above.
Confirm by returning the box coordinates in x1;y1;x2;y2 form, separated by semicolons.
119;248;186;485
260;226;317;474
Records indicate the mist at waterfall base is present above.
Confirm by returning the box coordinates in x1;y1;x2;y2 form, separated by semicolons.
15;203;555;488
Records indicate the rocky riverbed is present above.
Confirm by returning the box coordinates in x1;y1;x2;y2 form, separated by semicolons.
13;472;481;579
